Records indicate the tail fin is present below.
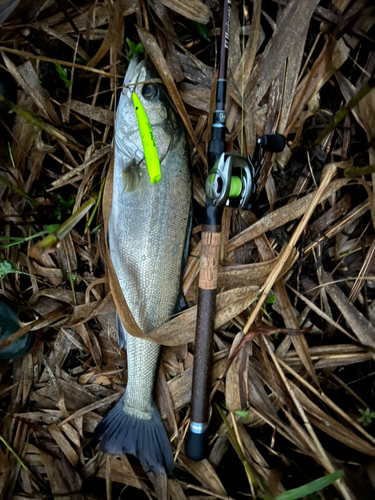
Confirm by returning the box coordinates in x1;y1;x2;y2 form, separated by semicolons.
95;396;174;474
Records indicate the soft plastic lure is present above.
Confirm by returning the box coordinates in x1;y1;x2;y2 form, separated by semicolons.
131;92;161;184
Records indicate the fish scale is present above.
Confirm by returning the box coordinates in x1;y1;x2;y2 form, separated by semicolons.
95;55;191;474
124;336;159;416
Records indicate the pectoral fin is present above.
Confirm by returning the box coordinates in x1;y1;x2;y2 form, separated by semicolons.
122;159;141;193
116;312;127;349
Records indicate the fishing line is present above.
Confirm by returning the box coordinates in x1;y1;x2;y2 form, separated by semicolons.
159;86;179;114
61;1;185;120
66;0;129;61
86;79;163;98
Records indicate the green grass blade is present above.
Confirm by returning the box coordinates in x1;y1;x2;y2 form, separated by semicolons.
0;434;46;492
0;231;48;249
311;78;374;149
85;178;105;234
275;470;344;500
0;173;40;206
28;195;97;257
54;63;72;89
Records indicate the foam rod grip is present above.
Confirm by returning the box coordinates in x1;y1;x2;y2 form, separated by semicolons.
262;134;286;153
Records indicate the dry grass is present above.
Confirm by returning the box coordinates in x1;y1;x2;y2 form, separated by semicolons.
0;0;375;499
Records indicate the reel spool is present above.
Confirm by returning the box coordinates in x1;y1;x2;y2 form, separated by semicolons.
205;134;286;210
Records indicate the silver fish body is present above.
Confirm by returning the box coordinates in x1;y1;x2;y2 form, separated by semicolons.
95;56;191;474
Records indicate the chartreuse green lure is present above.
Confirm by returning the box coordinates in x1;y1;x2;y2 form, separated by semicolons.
132;92;161;184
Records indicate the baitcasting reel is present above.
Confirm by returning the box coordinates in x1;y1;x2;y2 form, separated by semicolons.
205;133;286;210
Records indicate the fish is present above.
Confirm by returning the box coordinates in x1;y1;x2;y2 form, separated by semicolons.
95;54;192;475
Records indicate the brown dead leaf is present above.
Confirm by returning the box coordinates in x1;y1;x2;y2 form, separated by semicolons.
96;456;152;493
156;363;178;437
48;424;79;467
323;276;375;351
50;146;111;188
36;444;82;500
160;0;211;24
310;192;354;235
179;83;210;113
225;332;250;412
2;55;61;125
187;251;297;300
224;323;311;379
227;178;350;253
178;452;227;497
69;100;114;126
168;353;227;411
243;0;321;116
145;286;259;346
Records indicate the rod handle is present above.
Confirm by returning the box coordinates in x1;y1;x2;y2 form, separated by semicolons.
185;225;221;461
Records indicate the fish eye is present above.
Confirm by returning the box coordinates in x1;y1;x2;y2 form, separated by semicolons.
142;83;158;100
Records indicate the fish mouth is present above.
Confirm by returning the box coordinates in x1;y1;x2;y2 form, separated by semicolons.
116;54;148;151
116;55;167;164
123;54;148;96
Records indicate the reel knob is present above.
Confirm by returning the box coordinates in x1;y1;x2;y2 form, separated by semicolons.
261;134;286;153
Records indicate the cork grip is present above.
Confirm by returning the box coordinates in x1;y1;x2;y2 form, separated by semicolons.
199;225;221;290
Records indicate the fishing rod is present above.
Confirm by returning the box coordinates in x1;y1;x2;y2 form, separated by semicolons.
185;0;231;462
185;0;286;462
